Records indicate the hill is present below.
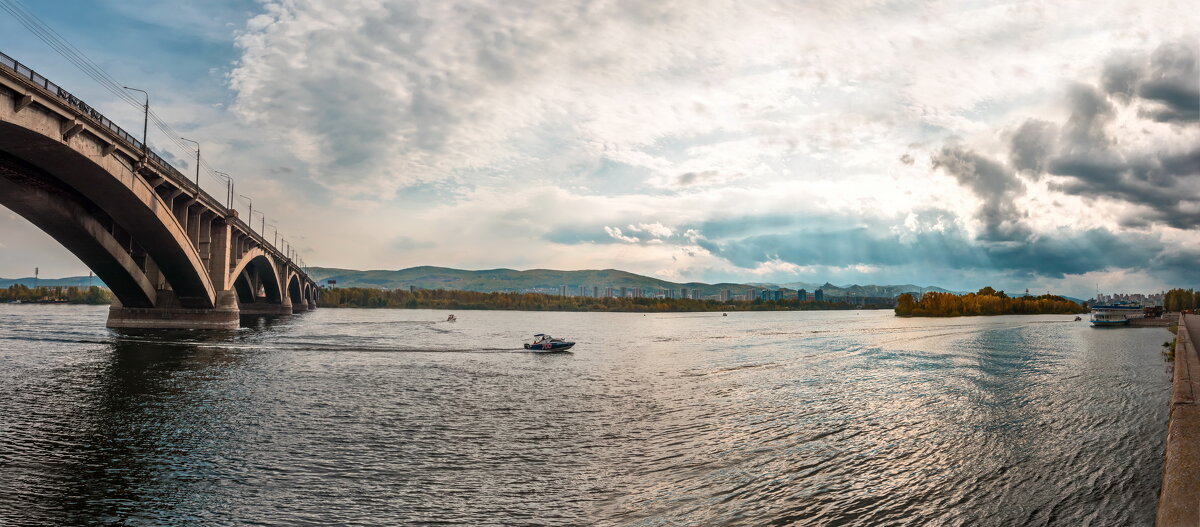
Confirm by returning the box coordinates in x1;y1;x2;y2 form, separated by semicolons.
0;276;107;288
303;266;946;298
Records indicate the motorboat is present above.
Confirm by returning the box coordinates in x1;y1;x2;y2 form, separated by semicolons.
524;333;575;352
446;314;457;322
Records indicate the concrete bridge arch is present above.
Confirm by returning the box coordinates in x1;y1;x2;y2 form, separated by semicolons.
0;52;316;329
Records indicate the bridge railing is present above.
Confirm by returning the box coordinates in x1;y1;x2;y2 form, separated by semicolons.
0;50;309;279
0;50;147;154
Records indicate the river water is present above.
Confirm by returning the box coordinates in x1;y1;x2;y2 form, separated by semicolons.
0;305;1172;526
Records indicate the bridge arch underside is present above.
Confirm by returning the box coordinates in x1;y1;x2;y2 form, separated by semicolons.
232;254;293;317
0;152;157;308
287;274;308;313
0;121;216;309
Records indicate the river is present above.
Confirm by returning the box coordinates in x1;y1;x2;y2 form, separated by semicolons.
0;305;1172;526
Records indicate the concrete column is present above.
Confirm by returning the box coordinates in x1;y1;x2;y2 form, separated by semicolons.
186;204;201;252
198;211;213;270
171;194;188;232
208;216;232;291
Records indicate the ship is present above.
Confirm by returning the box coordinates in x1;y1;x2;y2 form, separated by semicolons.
1089;302;1145;327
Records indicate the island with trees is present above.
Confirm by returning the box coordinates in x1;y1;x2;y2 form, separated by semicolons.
1;284;113;304
894;287;1086;317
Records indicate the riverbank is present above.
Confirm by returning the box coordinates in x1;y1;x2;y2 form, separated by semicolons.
1158;313;1200;526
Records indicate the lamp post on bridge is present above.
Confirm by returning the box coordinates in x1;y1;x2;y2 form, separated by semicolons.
179;137;201;192
238;194;252;228
122;86;149;162
250;210;265;235
214;171;234;210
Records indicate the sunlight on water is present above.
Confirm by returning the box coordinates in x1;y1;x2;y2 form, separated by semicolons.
0;305;1171;526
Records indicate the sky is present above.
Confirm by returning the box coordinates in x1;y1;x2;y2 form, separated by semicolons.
0;0;1197;298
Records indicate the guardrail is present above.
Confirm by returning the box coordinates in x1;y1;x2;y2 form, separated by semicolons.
0;50;307;275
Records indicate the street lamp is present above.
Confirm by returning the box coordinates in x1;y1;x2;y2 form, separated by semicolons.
214;171;233;209
238;194;252;226
122;86;149;160
179;137;200;192
250;210;265;234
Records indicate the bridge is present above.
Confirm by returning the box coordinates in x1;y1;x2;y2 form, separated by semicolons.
0;51;317;329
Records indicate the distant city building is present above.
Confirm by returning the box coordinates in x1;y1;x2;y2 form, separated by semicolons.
814;289;824;302
797;289;807;301
559;285;569;297
745;288;755;301
692;288;700;300
620;287;628;298
579;285;588;297
720;289;731;302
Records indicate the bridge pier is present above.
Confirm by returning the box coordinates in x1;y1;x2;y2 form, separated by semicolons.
106;290;240;330
239;301;293;317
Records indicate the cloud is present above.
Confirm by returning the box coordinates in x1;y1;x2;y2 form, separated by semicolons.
931;145;1030;242
1138;41;1200;123
1009;119;1056;176
1037;40;1200;229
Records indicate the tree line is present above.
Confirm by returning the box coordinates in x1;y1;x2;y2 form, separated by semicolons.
894;287;1086;317
316;287;871;312
1165;289;1200;312
1;284;113;304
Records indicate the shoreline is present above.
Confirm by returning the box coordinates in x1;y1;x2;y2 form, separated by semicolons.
1158;313;1200;525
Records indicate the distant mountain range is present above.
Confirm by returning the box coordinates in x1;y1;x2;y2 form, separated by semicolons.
1;268;1085;303
304;266;951;298
0;276;106;288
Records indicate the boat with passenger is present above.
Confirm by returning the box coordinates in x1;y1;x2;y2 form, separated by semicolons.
1090;302;1144;327
524;334;575;352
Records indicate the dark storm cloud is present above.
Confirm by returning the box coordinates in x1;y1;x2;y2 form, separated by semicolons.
931;145;1031;242
1009;119;1056;176
1002;39;1200;230
1100;52;1143;101
1138;41;1200;123
699;221;1167;280
1061;83;1116;150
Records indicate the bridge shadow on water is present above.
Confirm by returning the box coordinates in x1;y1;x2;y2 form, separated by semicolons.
23;323;288;525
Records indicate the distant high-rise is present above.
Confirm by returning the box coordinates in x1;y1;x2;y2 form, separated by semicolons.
814;289;824;302
692;288;700;300
620;287;628;298
560;285;569;297
579;285;588;297
797;288;807;301
720;289;731;302
593;286;600;298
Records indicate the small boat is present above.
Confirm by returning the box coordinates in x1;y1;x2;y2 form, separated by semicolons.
446;314;457;322
524;333;575;352
1074;316;1082;321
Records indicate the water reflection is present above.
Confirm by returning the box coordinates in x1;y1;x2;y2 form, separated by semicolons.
0;307;1173;526
27;333;245;524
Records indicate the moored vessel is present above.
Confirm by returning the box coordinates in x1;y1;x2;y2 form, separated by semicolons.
1090;302;1144;327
